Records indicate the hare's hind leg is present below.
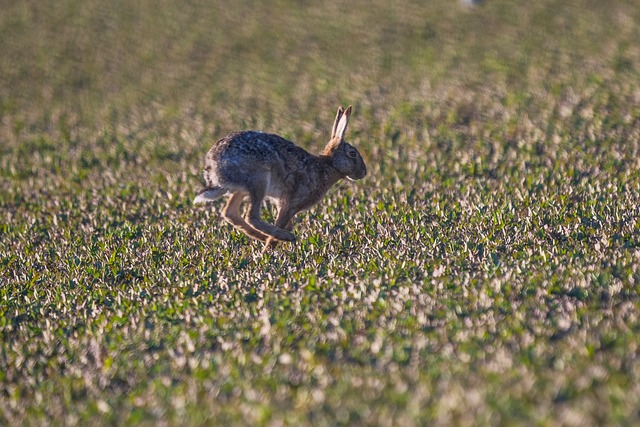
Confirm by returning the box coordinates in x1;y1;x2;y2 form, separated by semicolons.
222;192;269;242
245;183;296;243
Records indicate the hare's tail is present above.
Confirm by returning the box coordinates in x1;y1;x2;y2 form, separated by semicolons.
193;186;227;204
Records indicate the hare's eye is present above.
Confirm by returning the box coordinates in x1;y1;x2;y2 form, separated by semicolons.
347;149;358;158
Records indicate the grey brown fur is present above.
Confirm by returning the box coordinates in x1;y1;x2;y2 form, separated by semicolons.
194;105;366;249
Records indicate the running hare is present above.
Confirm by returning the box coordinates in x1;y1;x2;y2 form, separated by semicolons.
194;105;366;249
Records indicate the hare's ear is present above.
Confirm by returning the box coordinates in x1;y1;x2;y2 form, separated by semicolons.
331;106;344;140
334;105;352;141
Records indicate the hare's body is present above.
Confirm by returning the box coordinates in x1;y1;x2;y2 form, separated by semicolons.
194;106;366;249
202;132;342;211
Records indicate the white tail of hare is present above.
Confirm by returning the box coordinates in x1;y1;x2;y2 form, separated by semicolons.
193;105;366;249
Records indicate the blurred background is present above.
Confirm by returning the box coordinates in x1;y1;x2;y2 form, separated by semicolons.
2;0;638;197
2;0;637;133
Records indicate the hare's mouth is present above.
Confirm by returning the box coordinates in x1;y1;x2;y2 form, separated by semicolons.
347;170;366;181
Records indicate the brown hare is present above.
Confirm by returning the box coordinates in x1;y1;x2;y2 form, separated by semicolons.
194;105;366;249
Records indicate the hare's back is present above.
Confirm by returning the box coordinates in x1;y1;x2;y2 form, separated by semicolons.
208;131;308;164
203;131;313;192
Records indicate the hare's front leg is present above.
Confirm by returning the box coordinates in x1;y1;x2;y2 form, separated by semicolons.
245;180;296;243
263;207;297;251
222;192;269;242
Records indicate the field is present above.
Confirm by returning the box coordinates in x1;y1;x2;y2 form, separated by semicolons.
2;0;640;425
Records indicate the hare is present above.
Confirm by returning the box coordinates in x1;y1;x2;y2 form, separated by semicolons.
193;105;366;249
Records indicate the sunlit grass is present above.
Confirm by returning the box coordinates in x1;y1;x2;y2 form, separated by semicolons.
1;0;640;425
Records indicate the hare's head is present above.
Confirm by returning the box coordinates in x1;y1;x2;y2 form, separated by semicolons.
322;106;367;181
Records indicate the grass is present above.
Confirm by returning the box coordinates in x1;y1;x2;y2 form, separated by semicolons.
1;0;640;425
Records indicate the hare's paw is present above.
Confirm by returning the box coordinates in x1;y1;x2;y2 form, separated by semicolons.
247;218;296;242
194;186;226;204
273;229;296;242
260;224;295;242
